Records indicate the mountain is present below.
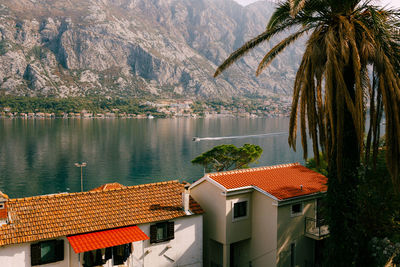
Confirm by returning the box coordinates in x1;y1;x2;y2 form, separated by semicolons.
0;0;303;99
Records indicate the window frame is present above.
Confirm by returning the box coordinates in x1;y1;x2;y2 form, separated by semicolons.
31;239;64;266
232;198;249;222
290;202;304;217
150;221;174;243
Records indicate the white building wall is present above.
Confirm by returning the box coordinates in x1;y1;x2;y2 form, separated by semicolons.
0;242;31;267
277;199;316;267
190;180;227;267
132;215;203;267
0;215;202;267
225;193;252;244
0;237;73;267
249;190;278;267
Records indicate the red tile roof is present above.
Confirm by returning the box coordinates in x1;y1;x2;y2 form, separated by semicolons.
207;163;327;200
0;181;203;247
67;226;149;253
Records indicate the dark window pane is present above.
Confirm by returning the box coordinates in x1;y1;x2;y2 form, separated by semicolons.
291;203;302;214
31;240;63;266
156;223;166;240
55;240;64;261
150;224;157;243
113;245;125;265
233;201;247;219
167;221;174;240
150;222;175;243
31;243;41;266
41;241;55;262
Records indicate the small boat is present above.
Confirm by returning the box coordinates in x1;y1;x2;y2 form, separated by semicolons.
192;137;201;142
147;115;154;119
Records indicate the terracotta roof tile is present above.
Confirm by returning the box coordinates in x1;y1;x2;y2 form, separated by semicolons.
0;181;203;246
207;163;327;200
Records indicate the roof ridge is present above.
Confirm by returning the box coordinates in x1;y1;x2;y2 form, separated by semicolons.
208;163;300;177
125;180;180;189
10;180;181;202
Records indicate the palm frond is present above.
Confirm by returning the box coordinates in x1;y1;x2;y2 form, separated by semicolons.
214;0;400;190
214;20;297;77
290;0;307;17
256;26;312;76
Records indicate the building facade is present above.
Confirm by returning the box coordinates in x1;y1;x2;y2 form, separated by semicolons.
0;181;203;267
190;163;328;267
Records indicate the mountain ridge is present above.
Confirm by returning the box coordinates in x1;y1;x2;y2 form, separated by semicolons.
0;0;303;99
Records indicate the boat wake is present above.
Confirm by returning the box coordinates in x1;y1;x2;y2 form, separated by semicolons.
192;132;288;142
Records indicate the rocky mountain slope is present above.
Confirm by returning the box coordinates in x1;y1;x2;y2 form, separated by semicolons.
0;0;303;99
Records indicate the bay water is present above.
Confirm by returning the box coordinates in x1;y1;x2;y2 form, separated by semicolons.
0;118;311;198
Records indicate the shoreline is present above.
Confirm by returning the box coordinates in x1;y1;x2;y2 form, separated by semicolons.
0;114;288;119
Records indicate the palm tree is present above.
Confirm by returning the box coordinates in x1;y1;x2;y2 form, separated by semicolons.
214;0;400;265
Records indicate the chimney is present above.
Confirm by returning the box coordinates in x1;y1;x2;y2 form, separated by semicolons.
0;191;9;226
182;183;191;215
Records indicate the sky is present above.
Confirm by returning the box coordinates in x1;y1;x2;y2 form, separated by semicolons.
234;0;400;8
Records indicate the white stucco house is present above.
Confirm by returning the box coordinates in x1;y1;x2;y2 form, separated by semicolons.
0;181;203;267
190;163;328;267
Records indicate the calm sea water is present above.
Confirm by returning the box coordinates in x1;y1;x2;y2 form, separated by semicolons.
0;118;311;198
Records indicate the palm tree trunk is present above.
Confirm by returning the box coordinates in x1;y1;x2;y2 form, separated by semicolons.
325;63;362;266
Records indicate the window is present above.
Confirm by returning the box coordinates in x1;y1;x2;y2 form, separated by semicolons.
31;239;64;266
291;203;303;217
83;249;107;267
150;221;174;243
233;201;248;220
113;243;132;265
0;203;4;209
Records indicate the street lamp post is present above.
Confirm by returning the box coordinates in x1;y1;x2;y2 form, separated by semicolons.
74;162;87;192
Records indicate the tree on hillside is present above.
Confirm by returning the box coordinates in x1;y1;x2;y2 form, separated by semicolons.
191;144;263;172
214;0;400;265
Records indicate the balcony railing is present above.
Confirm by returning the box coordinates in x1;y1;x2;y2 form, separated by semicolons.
304;217;329;240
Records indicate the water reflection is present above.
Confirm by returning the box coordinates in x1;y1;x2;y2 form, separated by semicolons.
0;118;311;198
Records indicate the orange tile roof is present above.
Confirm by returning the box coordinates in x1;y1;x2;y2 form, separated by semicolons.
0;181;203;247
207;163;327;200
67;226;149;253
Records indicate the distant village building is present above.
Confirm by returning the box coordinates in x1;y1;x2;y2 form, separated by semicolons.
0;181;203;267
190;163;328;267
105;112;116;118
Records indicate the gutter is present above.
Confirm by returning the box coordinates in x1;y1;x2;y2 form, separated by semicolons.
223;186;254;197
222;185;324;206
276;191;326;206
